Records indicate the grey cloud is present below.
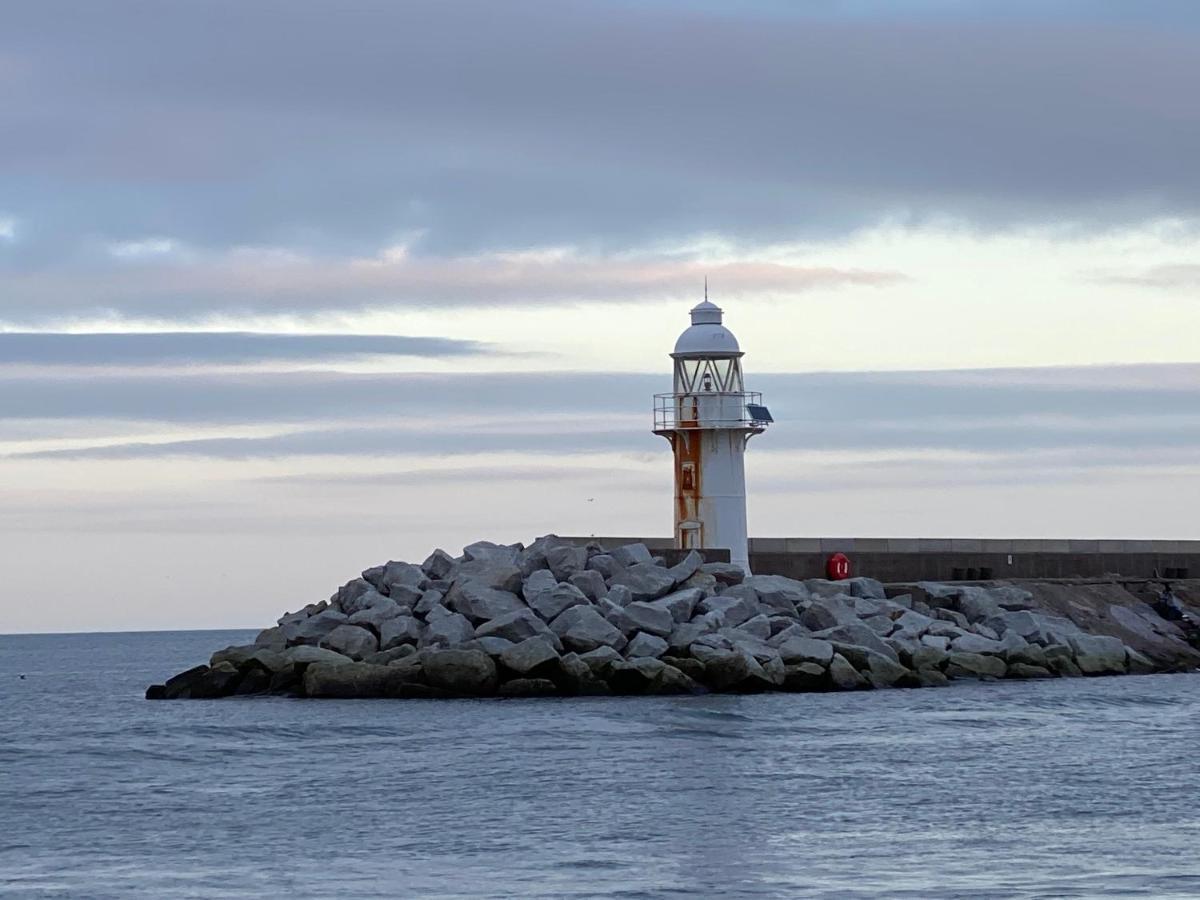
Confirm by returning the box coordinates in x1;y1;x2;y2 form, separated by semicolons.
1;0;1198;279
0;332;488;366
7;364;1198;464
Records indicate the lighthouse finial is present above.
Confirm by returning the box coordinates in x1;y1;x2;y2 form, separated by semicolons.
704;276;708;302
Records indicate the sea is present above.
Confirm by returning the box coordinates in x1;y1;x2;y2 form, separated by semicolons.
1;629;1199;899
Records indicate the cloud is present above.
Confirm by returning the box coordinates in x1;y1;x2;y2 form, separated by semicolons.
1;0;1199;272
107;237;182;260
0;216;14;241
0;250;900;321
0;331;489;367
1098;263;1200;289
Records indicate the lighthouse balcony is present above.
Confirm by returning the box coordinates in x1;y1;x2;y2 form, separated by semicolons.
653;391;771;433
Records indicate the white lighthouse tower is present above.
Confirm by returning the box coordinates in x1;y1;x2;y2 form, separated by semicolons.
653;294;771;573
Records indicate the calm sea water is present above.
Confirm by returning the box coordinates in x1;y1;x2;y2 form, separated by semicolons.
1;630;1199;899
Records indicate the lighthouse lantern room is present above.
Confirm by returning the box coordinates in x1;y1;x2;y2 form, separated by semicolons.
653;297;771;573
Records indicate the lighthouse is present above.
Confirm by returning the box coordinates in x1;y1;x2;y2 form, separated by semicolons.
654;296;771;573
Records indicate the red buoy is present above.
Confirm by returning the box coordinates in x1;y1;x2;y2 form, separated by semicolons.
826;552;851;580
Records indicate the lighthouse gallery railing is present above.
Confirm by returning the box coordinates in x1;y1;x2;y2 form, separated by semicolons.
653;391;769;432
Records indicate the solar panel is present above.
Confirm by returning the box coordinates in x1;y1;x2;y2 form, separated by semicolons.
746;404;774;423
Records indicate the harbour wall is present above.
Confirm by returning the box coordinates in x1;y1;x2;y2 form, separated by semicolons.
562;537;1199;582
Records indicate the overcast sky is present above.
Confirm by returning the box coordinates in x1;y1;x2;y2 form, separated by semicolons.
2;1;1198;632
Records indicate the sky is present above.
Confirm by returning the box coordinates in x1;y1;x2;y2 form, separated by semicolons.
2;0;1199;632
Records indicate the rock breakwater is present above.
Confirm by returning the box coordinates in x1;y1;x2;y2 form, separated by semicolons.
148;535;1200;700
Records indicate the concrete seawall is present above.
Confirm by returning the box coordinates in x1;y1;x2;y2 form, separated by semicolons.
563;537;1199;582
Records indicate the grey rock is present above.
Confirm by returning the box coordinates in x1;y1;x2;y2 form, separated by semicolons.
766;623;809;647
528;582;590;622
475;608;562;650
421;548;458;580
253;626;287;651
767;615;798;636
1008;642;1047;668
974;624;1000;641
387;584;423;608
321;624;379;659
461;540;520;566
699;649;753;690
378;560;426;595
578;645;623;674
623;601;675;638
420;608;475;648
697;594;757;628
861;652;910;689
462;636;516;656
569;570;608;602
303;662;403;698
854;597;886;618
453;560;523;594
521;568;557;599
550;605;627;653
1068;633;1128;675
650;588;703;624
935;608;970;629
916;668;950;688
800;596;859;631
210;644;257;669
1126;648;1156;675
950;633;1007;656
734;613;772;641
666;550;704;585
847;577;887;600
894;609;936;636
681;571;719;596
956;587;1003;623
598;597;640;637
699;562;746;586
625;632;670;659
347;599;405;631
604;584;634;607
862;615;895;636
991;585;1036;611
282;609;349;646
946;651;1006;679
813;622;900;662
547;545;588;581
611;543;654;567
911;644;948;671
363;645;418;666
378;615;422;651
499;636;561;675
422;648;499;695
828;653;869;690
776;636;834;666
743;575;809;613
608;563;676;602
414;589;445;616
334;578;374;614
920;634;950;652
448;583;527;624
282;644;355;667
585;554;623;579
667;620;717;654
806;579;853;599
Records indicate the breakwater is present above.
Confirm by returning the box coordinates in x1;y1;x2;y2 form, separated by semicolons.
147;535;1199;700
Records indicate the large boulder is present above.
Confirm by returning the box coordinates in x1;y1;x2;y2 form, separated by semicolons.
422;648;499;696
666;550;704;585
813;622;900;663
462;540;520;565
347;599;405;631
303;662;403;698
448;583;527;623
522;568;557;598
475;608;562;650
697;595;757;628
568;570;608;602
623;601;675;638
379;615;422;651
608;563;676;602
527;582;590;621
611;543;654;567
860;652;910;689
847;577;887;600
421;548;458;580
320;624;379;659
700;562;745;586
1069;634;1128;675
453;560;523;594
955;587;1003;623
334;578;375;614
946;651;1006;679
546;545;588;581
421;607;476;648
586;554;623;579
828;653;868;690
950;633;1007;656
625;632;669;659
650;588;703;624
775;635;834;666
800;596;859;631
550;605;627;653
376;561;426;595
281;609;349;646
499;636;561;676
782;662;828;692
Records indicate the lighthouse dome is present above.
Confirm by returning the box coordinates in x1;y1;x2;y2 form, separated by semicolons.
672;300;742;358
